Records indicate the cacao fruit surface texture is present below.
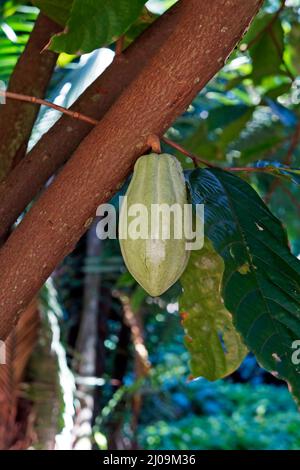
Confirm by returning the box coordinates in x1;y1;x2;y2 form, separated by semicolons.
119;153;191;297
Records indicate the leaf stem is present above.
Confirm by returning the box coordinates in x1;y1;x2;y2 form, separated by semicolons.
161;136;214;168
0;90;295;178
0;90;99;126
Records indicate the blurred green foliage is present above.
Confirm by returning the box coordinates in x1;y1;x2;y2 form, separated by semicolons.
140;382;300;450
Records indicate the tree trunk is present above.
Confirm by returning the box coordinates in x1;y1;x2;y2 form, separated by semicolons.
0;13;61;180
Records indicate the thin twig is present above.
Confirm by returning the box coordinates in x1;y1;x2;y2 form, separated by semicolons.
264;178;280;204
281;185;300;213
0;90;99;126
162;137;280;173
0;90;296;178
229;166;274;173
115;35;125;56
147;134;161;154
265;120;300;202
161;136;213;168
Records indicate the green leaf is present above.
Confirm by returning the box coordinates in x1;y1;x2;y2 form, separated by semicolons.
186;168;300;404
264;82;291;100
219;108;254;148
241;13;272;46
179;239;247;381
232;118;287;165
287;22;300;76
32;0;73;26
48;0;148;54
123;6;157;49
250;19;284;84
178;106;254;163
130;285;147;313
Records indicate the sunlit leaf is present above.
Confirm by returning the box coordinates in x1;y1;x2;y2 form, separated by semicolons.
48;0;148;54
179;239;247;381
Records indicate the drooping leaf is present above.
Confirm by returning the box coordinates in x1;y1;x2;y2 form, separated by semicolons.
186;168;300;404
231;115;287;165
179;239;247;381
241;13;273;47
32;0;73;26
48;0;148;54
178;105;254;163
287;22;300;76
264;82;292;100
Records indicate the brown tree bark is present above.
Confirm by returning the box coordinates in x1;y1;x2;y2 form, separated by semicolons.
0;0;263;341
0;13;61;180
0;14;60;448
0;5;186;240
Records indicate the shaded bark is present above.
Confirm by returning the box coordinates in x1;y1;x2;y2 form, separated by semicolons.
0;300;39;449
0;5;187;239
0;13;61;180
0;0;263;341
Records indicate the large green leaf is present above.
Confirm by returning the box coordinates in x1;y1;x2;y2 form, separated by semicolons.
231;118;287;165
32;0;73;26
48;0;148;54
250;18;284;84
186;168;300;403
179;239;247;381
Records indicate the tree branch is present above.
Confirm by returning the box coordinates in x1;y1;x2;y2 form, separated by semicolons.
0;0;263;340
0;13;61;180
0;91;99;126
0;6;190;239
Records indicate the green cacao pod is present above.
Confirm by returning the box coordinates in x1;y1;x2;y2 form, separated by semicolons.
119;153;191;297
